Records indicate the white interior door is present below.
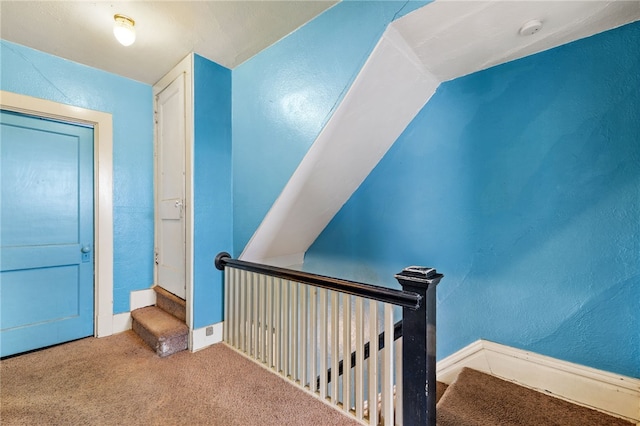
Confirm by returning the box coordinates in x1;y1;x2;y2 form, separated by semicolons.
155;73;186;299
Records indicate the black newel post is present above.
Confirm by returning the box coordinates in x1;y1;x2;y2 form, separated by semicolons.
395;266;443;426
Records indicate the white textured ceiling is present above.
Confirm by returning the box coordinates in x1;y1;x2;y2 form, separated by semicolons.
395;0;640;81
0;1;338;84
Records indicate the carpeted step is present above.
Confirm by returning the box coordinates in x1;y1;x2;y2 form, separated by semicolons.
154;286;186;322
436;367;633;426
131;306;188;357
436;380;448;404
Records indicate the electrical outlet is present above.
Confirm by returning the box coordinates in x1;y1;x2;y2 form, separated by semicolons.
205;326;213;336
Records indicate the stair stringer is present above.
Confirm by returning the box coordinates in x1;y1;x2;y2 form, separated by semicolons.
436;339;640;424
240;25;440;265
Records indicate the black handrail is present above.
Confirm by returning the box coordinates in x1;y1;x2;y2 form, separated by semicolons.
215;252;422;310
318;319;403;390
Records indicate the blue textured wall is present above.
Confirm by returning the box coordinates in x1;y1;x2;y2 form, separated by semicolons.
231;0;427;256
193;54;232;328
304;22;640;378
1;40;154;314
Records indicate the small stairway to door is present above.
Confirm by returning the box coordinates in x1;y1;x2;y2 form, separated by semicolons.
131;286;188;357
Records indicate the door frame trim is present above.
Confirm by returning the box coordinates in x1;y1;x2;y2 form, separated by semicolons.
152;54;194;336
1;90;115;338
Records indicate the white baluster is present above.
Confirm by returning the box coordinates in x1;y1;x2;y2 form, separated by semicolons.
260;274;267;363
343;294;352;414
355;297;364;420
233;268;240;349
309;287;317;393
291;281;299;382
274;278;281;373
240;270;247;353
300;284;308;387
331;291;339;403
282;280;289;378
224;266;230;343
266;276;274;368
252;272;259;359
369;300;379;426
382;303;394;426
319;288;328;400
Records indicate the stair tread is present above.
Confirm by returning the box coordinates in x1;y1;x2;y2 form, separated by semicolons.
131;306;188;340
436;367;632;426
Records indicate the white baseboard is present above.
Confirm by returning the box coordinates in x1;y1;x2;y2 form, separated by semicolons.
96;312;114;338
437;339;640;423
112;312;131;334
190;322;224;352
130;288;156;311
107;288;157;336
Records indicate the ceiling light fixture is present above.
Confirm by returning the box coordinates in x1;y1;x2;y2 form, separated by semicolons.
113;14;136;46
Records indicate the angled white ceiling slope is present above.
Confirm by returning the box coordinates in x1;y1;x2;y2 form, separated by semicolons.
0;1;337;84
241;0;640;266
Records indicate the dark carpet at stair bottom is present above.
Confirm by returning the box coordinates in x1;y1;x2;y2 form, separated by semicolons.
436;367;632;426
0;330;359;426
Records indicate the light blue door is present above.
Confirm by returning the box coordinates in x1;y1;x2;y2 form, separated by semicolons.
0;110;94;357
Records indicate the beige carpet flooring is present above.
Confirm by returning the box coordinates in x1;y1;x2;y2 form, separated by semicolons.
436;367;633;426
3;332;633;426
1;330;360;426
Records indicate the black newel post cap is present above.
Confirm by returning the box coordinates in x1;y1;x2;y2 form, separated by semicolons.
215;252;231;270
395;266;443;287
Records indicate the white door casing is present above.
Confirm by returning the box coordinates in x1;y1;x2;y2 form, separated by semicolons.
153;54;193;321
0;90;114;338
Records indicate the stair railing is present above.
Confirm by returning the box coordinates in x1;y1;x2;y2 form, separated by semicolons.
319;319;403;392
215;252;442;426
